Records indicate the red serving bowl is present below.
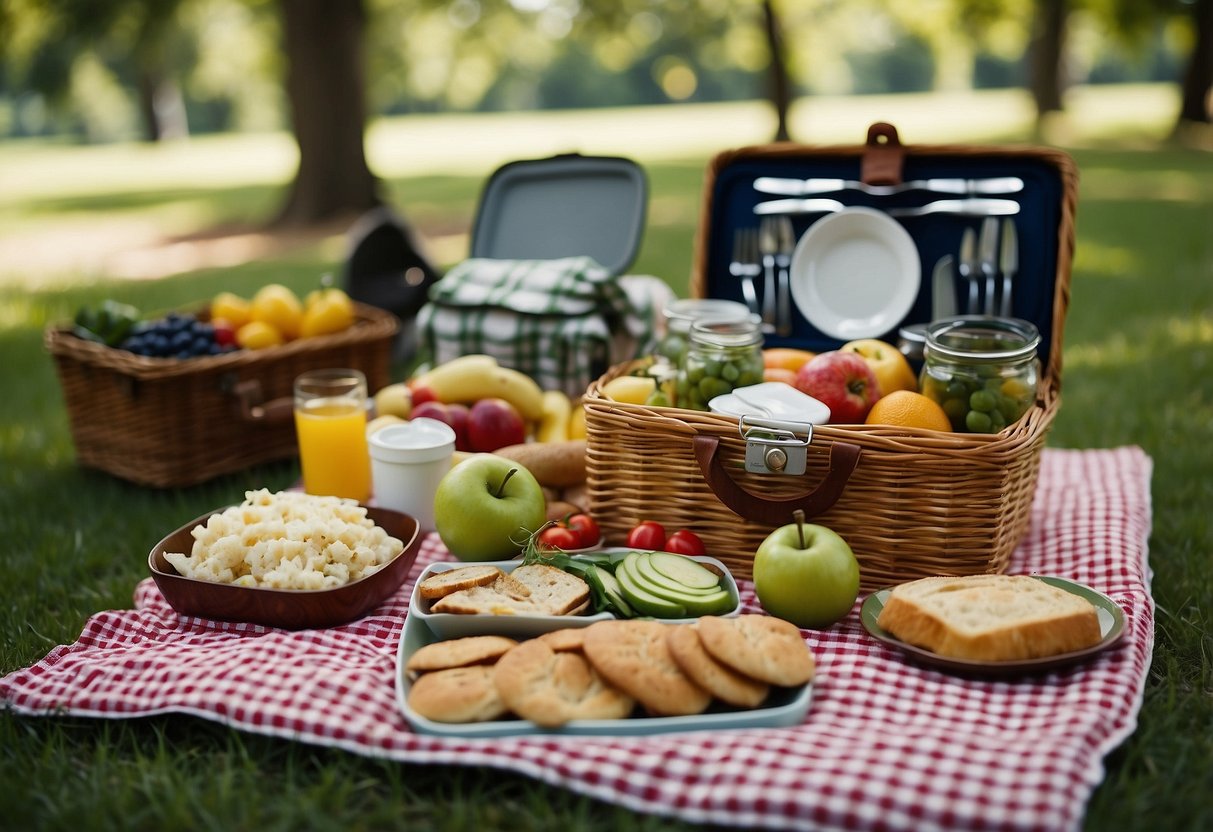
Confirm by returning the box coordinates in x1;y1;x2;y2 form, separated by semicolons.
148;505;421;630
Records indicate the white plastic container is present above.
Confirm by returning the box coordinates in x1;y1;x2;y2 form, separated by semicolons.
368;419;456;532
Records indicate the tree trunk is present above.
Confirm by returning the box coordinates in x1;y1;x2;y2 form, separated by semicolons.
275;0;380;227
762;0;792;142
137;71;188;142
1028;0;1068;118
1177;0;1213;125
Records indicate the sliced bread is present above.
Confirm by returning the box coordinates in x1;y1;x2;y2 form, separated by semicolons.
509;564;591;616
418;565;503;600
876;574;1102;662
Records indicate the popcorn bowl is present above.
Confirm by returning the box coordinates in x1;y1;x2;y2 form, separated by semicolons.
148;504;421;630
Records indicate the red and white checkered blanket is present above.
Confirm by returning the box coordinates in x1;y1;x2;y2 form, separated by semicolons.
2;447;1154;832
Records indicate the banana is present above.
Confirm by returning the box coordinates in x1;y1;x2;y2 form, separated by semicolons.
411;354;499;390
536;390;571;443
414;354;545;421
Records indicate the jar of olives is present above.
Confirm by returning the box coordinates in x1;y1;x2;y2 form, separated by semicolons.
657;299;752;367
677;318;765;411
920;316;1041;434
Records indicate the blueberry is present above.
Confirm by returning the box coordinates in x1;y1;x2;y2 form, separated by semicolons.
191;321;214;337
191;336;211;354
207;342;225;356
149;334;171;355
170;330;193;349
175;349;193;360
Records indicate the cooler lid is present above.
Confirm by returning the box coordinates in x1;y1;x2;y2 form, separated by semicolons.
470;153;647;277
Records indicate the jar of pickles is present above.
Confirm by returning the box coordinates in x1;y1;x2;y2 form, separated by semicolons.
657;298;753;367
677;317;765;411
920;316;1041;434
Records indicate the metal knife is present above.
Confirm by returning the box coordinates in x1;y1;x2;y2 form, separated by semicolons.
931;255;956;322
958;227;979;314
753;197;1020;217
753;176;1024;197
999;219;1018;317
977;216;1000;315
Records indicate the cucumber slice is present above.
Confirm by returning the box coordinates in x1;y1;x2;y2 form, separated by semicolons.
648;551;722;590
616;554;686;618
590;565;633;618
667;587;734;617
634;552;721;596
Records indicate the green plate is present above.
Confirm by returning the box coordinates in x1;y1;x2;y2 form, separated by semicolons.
860;575;1127;676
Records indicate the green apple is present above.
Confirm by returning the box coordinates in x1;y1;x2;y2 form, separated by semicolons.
433;454;546;561
753;510;860;629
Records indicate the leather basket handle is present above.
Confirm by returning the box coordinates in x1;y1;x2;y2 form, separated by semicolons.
230;379;295;426
861;122;905;186
693;434;861;525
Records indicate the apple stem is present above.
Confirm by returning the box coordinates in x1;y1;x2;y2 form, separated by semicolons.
793;509;806;549
494;467;518;499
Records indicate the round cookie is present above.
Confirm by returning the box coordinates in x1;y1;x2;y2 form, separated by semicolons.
407;665;508;723
405;635;518;675
696;615;816;687
493;639;634;727
581;620;711;717
537;627;586;652
666;623;770;708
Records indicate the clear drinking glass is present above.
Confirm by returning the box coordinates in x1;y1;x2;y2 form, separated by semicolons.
294;368;371;501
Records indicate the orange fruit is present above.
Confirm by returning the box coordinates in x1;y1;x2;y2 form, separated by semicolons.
763;348;816;372
864;390;952;431
763;367;798;385
211;292;251;329
236;320;285;350
250;284;303;340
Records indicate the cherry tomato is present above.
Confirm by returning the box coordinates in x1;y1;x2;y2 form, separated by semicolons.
537;525;579;550
566;513;600;548
664;529;706;556
626;521;666;550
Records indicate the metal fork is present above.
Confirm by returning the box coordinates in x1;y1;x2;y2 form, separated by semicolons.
775;216;795;336
759;218;779;328
729;228;760;315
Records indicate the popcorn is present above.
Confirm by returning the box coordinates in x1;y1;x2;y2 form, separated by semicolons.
164;490;402;590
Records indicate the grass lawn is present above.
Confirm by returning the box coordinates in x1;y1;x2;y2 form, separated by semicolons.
1;87;1211;830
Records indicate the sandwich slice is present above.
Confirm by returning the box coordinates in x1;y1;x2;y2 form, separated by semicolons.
876;574;1103;662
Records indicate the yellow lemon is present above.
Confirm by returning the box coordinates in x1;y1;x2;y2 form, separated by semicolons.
864;390;952;431
211;292;251;329
250;284;303;340
299;290;356;338
236;320;285;350
602;375;657;405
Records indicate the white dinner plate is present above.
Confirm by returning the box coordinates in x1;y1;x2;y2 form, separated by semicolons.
789;207;921;340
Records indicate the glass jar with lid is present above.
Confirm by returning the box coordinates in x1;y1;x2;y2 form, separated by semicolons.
677;317;765;411
657;298;753;367
920;316;1041;434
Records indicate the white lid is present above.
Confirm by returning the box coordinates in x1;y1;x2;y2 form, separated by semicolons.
368;418;456;464
709;381;831;428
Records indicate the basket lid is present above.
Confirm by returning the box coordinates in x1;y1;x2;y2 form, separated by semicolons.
470;153;647;276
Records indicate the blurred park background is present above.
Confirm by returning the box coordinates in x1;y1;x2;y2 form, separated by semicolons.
1;3;1211;831
2;0;1211;291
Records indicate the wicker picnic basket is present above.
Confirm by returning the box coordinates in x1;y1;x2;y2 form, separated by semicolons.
584;136;1077;590
46;302;398;488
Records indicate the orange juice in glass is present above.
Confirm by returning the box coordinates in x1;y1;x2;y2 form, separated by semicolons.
294;369;371;501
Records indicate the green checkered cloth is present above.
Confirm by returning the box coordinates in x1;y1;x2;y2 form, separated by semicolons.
415;256;671;398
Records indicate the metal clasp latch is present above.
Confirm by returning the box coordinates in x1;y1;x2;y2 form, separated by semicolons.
738;416;813;475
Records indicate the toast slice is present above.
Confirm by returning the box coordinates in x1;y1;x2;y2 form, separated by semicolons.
429;580;542;615
418;565;503;600
876;575;1102;662
509;564;591;616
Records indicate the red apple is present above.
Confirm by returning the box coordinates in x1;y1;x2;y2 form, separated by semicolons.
793;350;881;423
409;383;438;406
411;401;472;451
467;398;526;452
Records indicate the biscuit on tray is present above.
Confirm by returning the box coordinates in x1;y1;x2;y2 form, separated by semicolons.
696;615;816;687
536;627;587;653
666;623;770;708
493;639;634;727
407;665;509;723
581;620;711;717
405;635;519;675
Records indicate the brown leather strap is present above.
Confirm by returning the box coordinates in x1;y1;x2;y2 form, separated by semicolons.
861;122;905;185
230;379;295;426
692;435;861;525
